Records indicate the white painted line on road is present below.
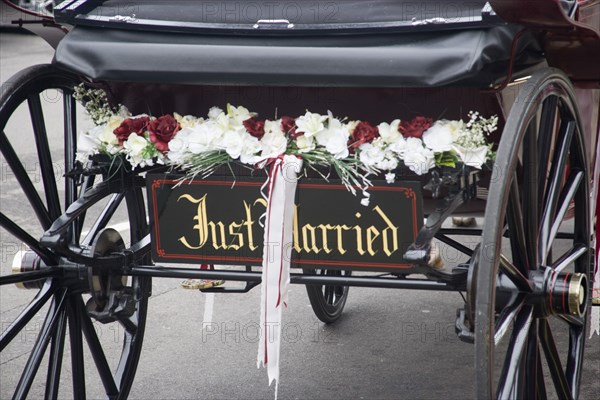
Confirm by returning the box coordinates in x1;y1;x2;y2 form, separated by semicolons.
203;293;215;326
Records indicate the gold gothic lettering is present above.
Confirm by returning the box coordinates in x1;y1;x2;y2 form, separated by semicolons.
176;194;401;257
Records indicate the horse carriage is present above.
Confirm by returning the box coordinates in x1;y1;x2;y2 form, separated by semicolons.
1;0;599;398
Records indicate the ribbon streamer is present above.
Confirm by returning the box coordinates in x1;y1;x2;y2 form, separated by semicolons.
257;155;302;396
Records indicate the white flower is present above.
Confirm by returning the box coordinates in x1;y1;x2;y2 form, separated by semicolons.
422;121;454;153
123;134;151;168
295;111;327;138
387;135;407;157
260;121;288;158
208;106;224;120
97;127;119;147
295;134;316;153
452;144;489;169
385;172;395;184
377;119;401;144
403;138;435;175
187;121;223;154
375;155;398;171
174;113;202;129
76;133;101;163
359;142;385;168
315;124;350;159
240;135;263;165
219;128;247;159
227;105;253;125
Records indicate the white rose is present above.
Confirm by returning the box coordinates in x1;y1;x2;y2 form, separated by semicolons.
124;133;148;154
422;121;453;153
123;134;150;168
295;134;316;153
315;125;350;159
359;142;385;168
377;119;401;143
452;144;489;169
97;126;119;146
385;172;396;184
295;111;327;138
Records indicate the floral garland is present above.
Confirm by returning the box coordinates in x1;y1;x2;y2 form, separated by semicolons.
75;86;497;193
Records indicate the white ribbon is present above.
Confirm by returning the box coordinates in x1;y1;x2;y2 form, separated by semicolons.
257;155;302;396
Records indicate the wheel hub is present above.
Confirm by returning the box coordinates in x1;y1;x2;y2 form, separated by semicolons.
11;250;45;289
86;228;137;324
542;270;588;317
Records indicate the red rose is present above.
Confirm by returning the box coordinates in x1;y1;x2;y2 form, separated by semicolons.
243;117;265;139
399;116;433;139
281;116;300;139
349;121;379;149
113;116;150;145
148;115;180;153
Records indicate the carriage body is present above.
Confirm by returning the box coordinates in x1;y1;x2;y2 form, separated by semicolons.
1;0;599;399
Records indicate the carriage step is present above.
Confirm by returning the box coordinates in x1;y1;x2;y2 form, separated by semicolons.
455;308;474;344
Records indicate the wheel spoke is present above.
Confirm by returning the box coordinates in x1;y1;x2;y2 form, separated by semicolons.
0;279;55;350
535;346;547;400
496;305;534;399
545;170;583;257
522;121;539;270
499;255;532;292
81;193;125;246
63;92;78;244
324;285;335;304
45;303;68;400
28;94;61;221
565;325;585;399
76;297;119;397
0;212;56;265
539;319;573;399
524;320;540;399
539;121;576;264
67;296;87;399
0;268;59;287
494;294;525;345
537;96;559;197
0;130;52;229
506;177;529;272
13;288;68;400
551;244;587;273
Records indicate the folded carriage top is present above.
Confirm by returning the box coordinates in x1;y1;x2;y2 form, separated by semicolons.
52;0;545;87
54;22;542;87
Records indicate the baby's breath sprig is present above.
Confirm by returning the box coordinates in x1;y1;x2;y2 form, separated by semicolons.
73;84;120;125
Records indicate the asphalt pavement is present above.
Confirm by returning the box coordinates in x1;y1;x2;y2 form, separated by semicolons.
0;31;598;400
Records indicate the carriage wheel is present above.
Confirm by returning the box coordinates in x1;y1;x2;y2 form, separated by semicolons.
0;64;150;399
304;269;351;324
475;69;591;399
